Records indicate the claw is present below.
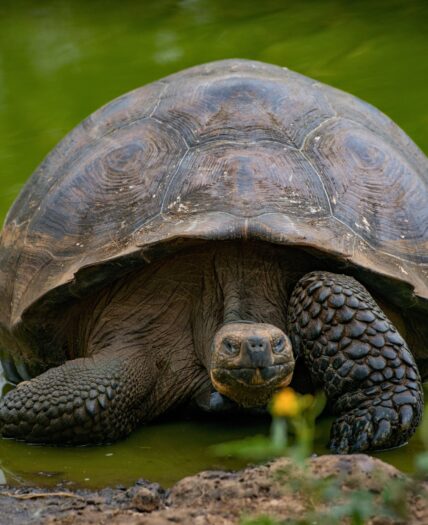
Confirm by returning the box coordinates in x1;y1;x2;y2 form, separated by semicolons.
16;362;32;381
399;405;413;429
1;358;21;384
352;430;370;452
85;399;98;416
98;395;107;410
335;437;351;454
329;418;352;454
372;419;391;447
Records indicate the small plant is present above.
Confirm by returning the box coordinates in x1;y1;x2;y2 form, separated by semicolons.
213;388;325;462
214;387;428;525
269;388;325;464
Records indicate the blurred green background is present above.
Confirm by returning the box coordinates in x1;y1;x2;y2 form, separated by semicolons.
0;0;427;223
0;0;427;489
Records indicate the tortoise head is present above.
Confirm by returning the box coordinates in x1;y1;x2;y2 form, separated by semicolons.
210;322;295;407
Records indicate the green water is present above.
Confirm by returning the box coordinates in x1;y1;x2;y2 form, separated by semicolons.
0;364;426;489
0;0;427;488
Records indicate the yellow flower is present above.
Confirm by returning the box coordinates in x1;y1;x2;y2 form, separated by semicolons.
270;388;316;418
271;388;301;418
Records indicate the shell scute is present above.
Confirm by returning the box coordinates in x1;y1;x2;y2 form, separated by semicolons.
151;72;335;149
162;140;331;219
303;118;428;263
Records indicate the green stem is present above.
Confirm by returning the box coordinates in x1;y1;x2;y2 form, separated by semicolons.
271;417;287;450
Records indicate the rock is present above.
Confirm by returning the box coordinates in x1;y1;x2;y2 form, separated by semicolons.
130;487;161;512
0;455;426;525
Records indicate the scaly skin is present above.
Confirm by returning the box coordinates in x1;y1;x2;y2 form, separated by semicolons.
288;271;424;453
0;349;155;444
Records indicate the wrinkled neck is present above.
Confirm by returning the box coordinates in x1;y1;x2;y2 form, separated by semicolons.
222;278;242;323
214;243;288;326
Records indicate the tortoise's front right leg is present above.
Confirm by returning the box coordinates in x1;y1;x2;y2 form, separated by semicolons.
0;348;154;444
288;271;423;454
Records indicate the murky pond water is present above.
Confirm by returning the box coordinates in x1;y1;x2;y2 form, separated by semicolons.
1;366;427;489
0;0;427;489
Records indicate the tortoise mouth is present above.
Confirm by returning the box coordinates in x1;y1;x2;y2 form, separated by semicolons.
212;363;293;386
210;362;294;406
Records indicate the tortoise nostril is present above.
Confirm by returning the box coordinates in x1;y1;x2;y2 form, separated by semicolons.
243;336;272;367
245;336;269;353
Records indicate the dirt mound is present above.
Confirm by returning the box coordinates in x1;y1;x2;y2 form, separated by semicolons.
0;455;427;525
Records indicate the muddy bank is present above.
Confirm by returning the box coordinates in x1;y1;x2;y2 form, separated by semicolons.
1;454;427;525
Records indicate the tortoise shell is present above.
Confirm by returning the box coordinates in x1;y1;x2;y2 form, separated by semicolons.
0;59;427;348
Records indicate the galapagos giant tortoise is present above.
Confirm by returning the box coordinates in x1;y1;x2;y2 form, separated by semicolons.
0;60;426;453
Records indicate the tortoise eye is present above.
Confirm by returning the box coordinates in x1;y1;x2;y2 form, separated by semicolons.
273;336;286;354
222;339;239;356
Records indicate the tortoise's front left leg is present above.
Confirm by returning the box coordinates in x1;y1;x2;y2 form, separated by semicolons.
288;271;423;454
0;348;155;444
